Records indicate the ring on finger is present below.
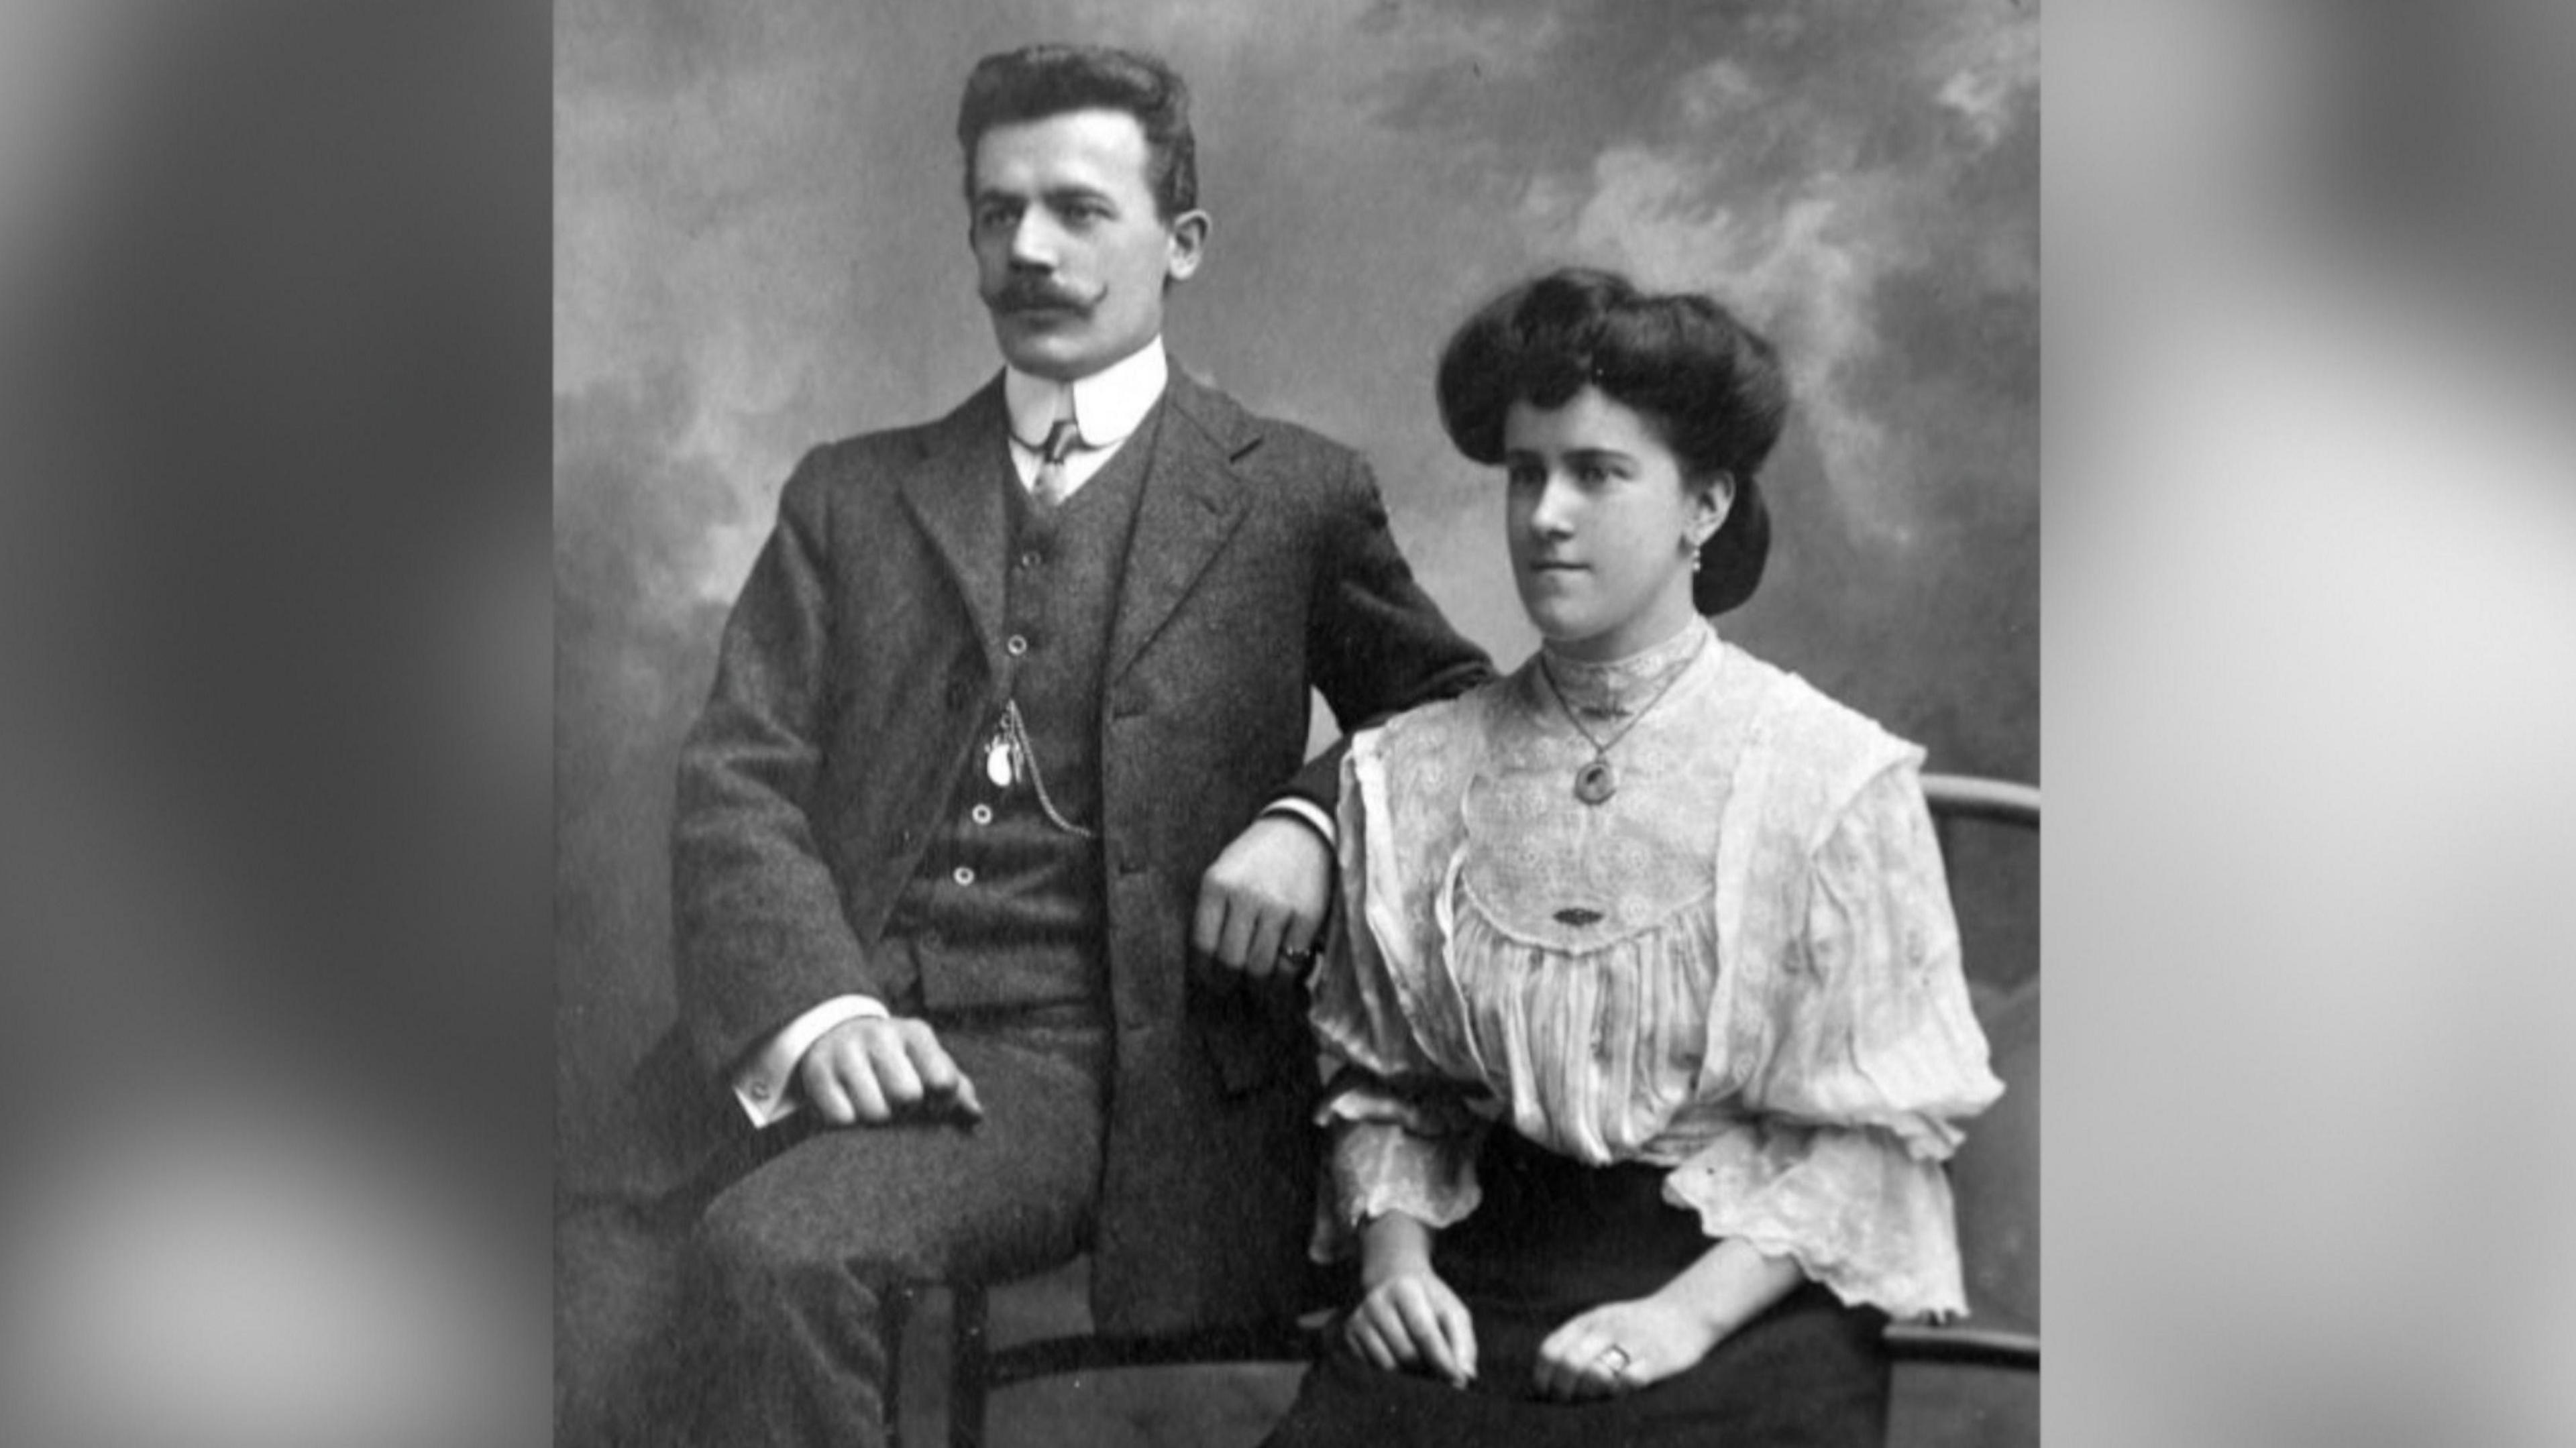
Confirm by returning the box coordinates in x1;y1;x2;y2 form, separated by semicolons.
1597;1343;1631;1377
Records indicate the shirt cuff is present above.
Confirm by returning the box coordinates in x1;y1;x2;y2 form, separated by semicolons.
731;995;890;1127
1664;1123;1972;1322
1311;1119;1485;1262
1261;796;1338;850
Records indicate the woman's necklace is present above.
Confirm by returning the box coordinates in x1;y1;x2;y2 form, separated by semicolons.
1537;628;1709;806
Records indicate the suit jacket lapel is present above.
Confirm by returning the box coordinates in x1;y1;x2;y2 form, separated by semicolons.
1108;368;1255;682
898;378;1014;678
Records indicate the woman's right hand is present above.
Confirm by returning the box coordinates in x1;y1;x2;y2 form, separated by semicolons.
1345;1270;1478;1387
1346;1212;1477;1387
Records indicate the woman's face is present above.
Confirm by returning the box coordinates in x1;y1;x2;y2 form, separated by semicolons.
1503;386;1729;661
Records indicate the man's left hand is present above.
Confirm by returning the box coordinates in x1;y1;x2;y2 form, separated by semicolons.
1193;814;1333;981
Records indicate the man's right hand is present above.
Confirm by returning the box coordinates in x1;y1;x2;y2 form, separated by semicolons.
794;1016;984;1127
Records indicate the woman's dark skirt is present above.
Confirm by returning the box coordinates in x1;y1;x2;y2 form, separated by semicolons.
1263;1129;1890;1448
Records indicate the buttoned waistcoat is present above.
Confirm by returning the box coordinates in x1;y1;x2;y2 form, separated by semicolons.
621;366;1491;1331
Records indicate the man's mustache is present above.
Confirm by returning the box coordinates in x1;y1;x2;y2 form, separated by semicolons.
989;278;1097;315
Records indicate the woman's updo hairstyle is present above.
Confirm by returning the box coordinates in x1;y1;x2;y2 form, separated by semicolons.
1435;268;1788;615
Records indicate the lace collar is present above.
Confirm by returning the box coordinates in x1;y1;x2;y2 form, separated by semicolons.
1538;618;1716;724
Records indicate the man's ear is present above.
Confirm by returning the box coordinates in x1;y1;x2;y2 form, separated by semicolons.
1165;209;1211;282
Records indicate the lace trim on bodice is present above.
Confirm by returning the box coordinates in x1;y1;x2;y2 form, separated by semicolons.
1458;627;1762;950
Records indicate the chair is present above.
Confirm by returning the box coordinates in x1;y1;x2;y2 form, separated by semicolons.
894;772;2041;1448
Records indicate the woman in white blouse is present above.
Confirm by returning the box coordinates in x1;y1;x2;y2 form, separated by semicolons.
1260;269;2003;1448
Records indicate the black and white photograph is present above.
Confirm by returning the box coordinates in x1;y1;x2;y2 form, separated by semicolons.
555;5;2036;1445
12;0;2576;1445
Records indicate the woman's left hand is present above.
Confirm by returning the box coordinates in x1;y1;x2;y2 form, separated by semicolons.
1532;1237;1803;1400
1530;1296;1724;1402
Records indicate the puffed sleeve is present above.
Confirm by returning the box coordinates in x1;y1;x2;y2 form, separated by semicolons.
1307;735;1491;1262
1664;762;2004;1319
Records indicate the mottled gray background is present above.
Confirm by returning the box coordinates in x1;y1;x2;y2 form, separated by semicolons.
557;2;2036;1441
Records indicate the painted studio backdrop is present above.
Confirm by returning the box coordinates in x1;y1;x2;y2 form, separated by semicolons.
556;3;2036;1429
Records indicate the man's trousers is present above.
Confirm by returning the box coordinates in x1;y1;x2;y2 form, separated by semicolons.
561;1009;1110;1448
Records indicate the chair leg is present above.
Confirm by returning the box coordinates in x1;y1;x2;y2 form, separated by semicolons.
949;1284;991;1448
881;1284;916;1448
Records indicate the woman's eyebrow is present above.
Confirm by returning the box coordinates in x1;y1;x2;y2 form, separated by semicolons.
1500;447;1639;465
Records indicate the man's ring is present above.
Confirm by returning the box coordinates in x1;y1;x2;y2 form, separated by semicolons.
1597;1344;1631;1376
1278;945;1321;968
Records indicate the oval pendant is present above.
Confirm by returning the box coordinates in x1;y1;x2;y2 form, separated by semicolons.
986;736;1016;788
1572;758;1617;805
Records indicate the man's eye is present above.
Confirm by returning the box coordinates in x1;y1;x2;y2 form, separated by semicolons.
1505;466;1543;490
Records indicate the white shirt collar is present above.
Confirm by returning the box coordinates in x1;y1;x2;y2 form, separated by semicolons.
1004;337;1169;451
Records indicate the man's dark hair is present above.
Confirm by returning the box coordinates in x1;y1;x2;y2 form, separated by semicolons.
957;44;1197;218
1436;268;1789;616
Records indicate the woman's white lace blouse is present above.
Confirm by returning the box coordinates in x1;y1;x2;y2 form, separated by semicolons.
1309;622;2004;1321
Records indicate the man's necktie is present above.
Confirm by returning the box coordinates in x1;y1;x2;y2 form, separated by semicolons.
1033;416;1082;508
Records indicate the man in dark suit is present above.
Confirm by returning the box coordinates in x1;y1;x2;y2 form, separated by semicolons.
578;44;1490;1447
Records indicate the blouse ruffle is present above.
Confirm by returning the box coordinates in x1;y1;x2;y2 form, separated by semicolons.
1308;635;2003;1323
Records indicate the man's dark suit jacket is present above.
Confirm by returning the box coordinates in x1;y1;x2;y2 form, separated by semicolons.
624;365;1490;1331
